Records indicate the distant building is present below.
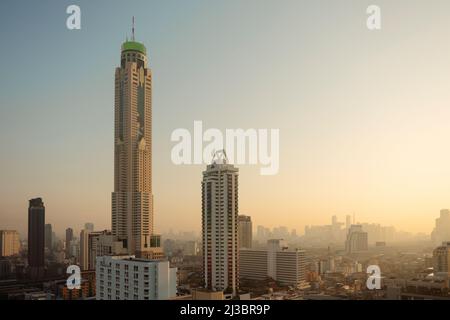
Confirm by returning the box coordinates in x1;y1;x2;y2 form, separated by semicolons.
346;215;351;230
183;240;199;256
433;241;450;277
84;223;94;232
0;230;20;257
70;240;80;263
80;230;127;271
28;198;45;280
93;231;127;263
345;225;368;254
44;224;52;251
240;239;307;287
431;209;450;245
238;215;252;248
51;231;56;248
240;250;268;281
256;225;272;242
80;230;89;271
65;228;73;258
96;255;177;300
202;151;239;296
317;257;336;274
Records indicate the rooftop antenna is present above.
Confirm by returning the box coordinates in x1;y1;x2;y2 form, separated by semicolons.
132;16;135;41
212;149;228;165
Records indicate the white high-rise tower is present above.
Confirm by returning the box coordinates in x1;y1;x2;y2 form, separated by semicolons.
201;150;239;296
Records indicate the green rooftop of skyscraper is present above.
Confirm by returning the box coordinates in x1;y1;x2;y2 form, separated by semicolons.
121;41;146;55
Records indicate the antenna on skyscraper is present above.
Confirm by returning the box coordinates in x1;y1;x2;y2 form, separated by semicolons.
212;150;228;165
132;16;135;41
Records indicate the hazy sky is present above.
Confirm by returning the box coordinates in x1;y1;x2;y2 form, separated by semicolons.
1;0;450;237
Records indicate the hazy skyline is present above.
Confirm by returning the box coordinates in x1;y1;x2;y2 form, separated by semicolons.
1;0;450;237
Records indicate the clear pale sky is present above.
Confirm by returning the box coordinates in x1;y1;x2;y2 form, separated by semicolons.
1;0;450;237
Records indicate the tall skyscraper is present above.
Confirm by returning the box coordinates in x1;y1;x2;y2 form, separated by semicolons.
111;24;162;259
65;228;73;258
0;230;20;257
44;224;52;251
28;198;45;280
238;215;252;248
345;225;368;254
201;150;239;296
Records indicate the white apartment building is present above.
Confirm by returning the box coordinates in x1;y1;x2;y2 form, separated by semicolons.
240;239;307;287
202;150;239;296
96;255;177;300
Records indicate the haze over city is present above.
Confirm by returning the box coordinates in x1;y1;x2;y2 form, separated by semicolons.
2;0;450;237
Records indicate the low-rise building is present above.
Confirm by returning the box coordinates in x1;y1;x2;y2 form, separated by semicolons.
96;255;177;300
240;239;307;287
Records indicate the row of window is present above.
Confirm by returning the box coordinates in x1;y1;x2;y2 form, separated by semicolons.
101;265;150;273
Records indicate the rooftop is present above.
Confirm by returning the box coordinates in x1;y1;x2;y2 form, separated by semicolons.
121;41;146;55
